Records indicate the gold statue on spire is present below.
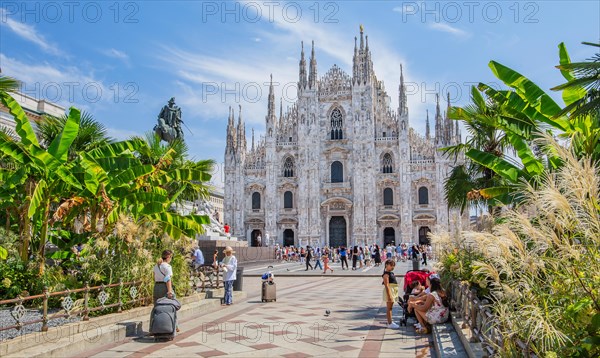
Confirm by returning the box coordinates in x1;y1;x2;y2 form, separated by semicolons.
360;24;364;33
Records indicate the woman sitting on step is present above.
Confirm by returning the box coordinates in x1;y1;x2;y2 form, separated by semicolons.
407;277;449;334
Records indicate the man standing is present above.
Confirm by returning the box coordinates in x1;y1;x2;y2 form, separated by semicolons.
305;246;314;271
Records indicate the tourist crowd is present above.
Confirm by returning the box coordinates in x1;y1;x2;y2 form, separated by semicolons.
273;243;433;271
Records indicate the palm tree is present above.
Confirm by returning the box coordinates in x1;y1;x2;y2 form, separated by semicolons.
36;112;112;159
443;86;511;214
136;132;215;203
0;75;20;94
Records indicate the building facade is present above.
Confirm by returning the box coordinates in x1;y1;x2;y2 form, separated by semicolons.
224;29;465;248
0;91;66;137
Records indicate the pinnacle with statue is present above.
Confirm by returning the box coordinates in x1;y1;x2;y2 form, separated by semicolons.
154;97;189;143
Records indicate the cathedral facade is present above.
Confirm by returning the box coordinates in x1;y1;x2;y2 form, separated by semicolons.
224;29;464;248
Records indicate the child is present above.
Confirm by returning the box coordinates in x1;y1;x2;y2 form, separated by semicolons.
382;259;399;329
409;280;424;296
322;249;334;273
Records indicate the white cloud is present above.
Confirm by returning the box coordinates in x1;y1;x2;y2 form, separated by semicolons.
429;23;470;38
0;9;63;56
392;4;417;15
104;48;130;62
106;127;143;141
253;37;261;42
0;54;112;114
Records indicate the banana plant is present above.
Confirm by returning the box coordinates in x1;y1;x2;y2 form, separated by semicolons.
450;42;597;206
0;92;82;272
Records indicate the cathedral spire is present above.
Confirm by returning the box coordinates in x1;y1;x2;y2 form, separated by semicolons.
267;74;275;119
226;106;236;152
352;36;360;84
435;93;443;145
364;35;372;83
308;41;317;89
398;64;408;116
236;104;246;151
279;97;283;121
444;92;454;145
251;128;255;150
359;24;364;51
455;120;460;144
426;109;430;140
298;41;307;90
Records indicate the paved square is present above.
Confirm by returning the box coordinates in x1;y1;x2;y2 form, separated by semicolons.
80;276;433;357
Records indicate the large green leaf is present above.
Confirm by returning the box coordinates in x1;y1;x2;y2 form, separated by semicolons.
466;148;521;182
148;212;207;240
505;132;544;177
79;155;106;194
479;186;515;204
93;157;142;171
122;192;169;215
0;246;7;260
86;139;148;159
110;164;155;186
47;107;81;162
28;178;47;218
0;92;40;148
488;61;563;119
479;83;569;132
167;169;212;182
556;43;588;107
0;140;30;164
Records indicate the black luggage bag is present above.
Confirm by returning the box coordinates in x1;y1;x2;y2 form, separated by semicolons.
150;297;181;341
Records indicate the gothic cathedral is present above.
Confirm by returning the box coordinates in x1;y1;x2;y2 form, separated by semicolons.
224;28;465;248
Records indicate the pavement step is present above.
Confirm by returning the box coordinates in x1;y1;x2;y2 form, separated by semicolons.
432;322;467;357
3;291;246;358
450;312;487;358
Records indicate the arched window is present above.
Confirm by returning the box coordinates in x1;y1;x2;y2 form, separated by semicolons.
330;108;343;140
283;157;294;177
252;192;261;209
382;153;393;173
284;191;293;208
418;186;429;205
331;161;343;183
383;188;393;205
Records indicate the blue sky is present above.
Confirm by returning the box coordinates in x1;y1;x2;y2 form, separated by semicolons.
1;1;599;188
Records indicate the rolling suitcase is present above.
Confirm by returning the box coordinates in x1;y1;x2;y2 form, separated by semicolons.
150;297;181;341
261;281;276;302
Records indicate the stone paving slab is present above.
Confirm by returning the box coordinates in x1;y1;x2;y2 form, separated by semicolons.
78;276;434;357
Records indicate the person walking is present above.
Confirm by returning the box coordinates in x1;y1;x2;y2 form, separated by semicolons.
421;246;428;266
314;247;323;271
351;246;359;270
154;249;180;333
224;223;230;239
382;258;399;329
359;247;364;269
339;246;349;270
305;246;314;271
219;246;238;306
374;244;382;266
323;249;334;273
154;250;175;303
411;245;420;261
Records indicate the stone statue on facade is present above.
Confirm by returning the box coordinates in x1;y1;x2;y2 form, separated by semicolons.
154;97;184;142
